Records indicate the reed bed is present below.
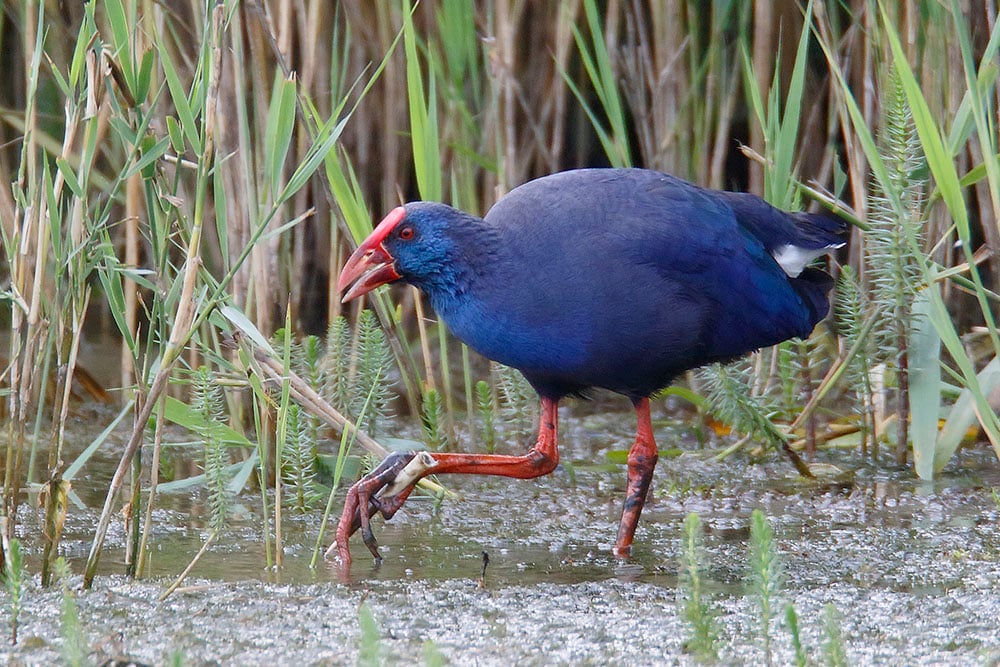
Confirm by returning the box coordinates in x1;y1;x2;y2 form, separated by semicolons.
0;0;997;590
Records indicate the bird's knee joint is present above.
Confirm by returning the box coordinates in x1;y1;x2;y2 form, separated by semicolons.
527;449;559;477
627;451;658;470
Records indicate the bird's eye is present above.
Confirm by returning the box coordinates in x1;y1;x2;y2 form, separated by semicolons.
399;225;415;241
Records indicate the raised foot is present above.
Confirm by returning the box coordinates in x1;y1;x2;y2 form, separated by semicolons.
326;450;438;567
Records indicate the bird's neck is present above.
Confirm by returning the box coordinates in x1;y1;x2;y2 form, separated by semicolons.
417;214;501;305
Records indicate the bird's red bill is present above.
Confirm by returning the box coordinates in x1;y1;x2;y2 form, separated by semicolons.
338;207;406;302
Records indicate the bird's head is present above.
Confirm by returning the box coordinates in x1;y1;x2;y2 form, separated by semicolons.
338;202;471;302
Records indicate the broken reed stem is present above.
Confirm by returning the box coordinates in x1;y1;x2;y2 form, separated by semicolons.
159;530;217;601
251;347;389;460
248;345;448;497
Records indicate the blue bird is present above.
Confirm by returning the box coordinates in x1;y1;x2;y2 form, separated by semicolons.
333;168;846;566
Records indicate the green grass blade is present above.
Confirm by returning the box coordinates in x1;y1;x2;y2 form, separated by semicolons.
403;0;442;200
265;73;298;197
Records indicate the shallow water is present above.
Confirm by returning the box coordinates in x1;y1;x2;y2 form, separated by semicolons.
4;401;1000;666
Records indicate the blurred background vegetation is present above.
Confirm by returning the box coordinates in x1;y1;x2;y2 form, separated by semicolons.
1;0;998;581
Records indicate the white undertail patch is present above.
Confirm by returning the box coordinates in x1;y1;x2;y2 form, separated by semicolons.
772;243;844;277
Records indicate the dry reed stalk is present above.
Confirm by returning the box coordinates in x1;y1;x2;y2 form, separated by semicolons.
749;0;774;195
134;396;167;578
3;0;43;541
122;176;141;401
412;289;436;391
495;0;517;191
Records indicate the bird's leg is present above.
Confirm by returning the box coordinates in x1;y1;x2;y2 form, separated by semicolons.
331;397;560;566
613;397;659;558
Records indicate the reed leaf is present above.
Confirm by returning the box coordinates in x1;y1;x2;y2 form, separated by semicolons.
908;288;942;479
566;0;632;167
879;4;1000;461
403;0;442;201
934;357;1000;473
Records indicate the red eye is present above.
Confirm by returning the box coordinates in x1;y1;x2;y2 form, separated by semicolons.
399;225;415;240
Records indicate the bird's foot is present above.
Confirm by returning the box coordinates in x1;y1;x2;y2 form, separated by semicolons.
327;450;438;567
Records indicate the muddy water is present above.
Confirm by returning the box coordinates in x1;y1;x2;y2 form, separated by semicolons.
4;402;1000;666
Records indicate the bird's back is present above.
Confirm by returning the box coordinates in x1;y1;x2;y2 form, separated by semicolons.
442;168;842;400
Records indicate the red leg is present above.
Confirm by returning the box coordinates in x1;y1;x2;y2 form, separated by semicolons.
613;397;659;558
331;397;560;566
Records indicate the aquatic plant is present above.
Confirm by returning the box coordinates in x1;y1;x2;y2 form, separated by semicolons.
357;603;384;667
865;66;929;465
192;366;232;534
492;362;538;443
281;404;324;513
421;387;447;451
822;604;848;667
353;309;395;436
322;312;395;436
292;335;327;391
696;360;786;454
749;509;784;666
785;604;808;667
4;538;24;644
833;266;878;457
678;513;720;662
476;380;496;454
54;558;87;667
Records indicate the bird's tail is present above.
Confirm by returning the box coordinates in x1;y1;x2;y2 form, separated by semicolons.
790;211;850;249
789;267;837;326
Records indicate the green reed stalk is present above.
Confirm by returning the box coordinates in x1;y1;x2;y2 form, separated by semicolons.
566;0;632;167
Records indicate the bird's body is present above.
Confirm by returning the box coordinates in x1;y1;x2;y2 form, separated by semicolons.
332;168;846;568
414;169;838;400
